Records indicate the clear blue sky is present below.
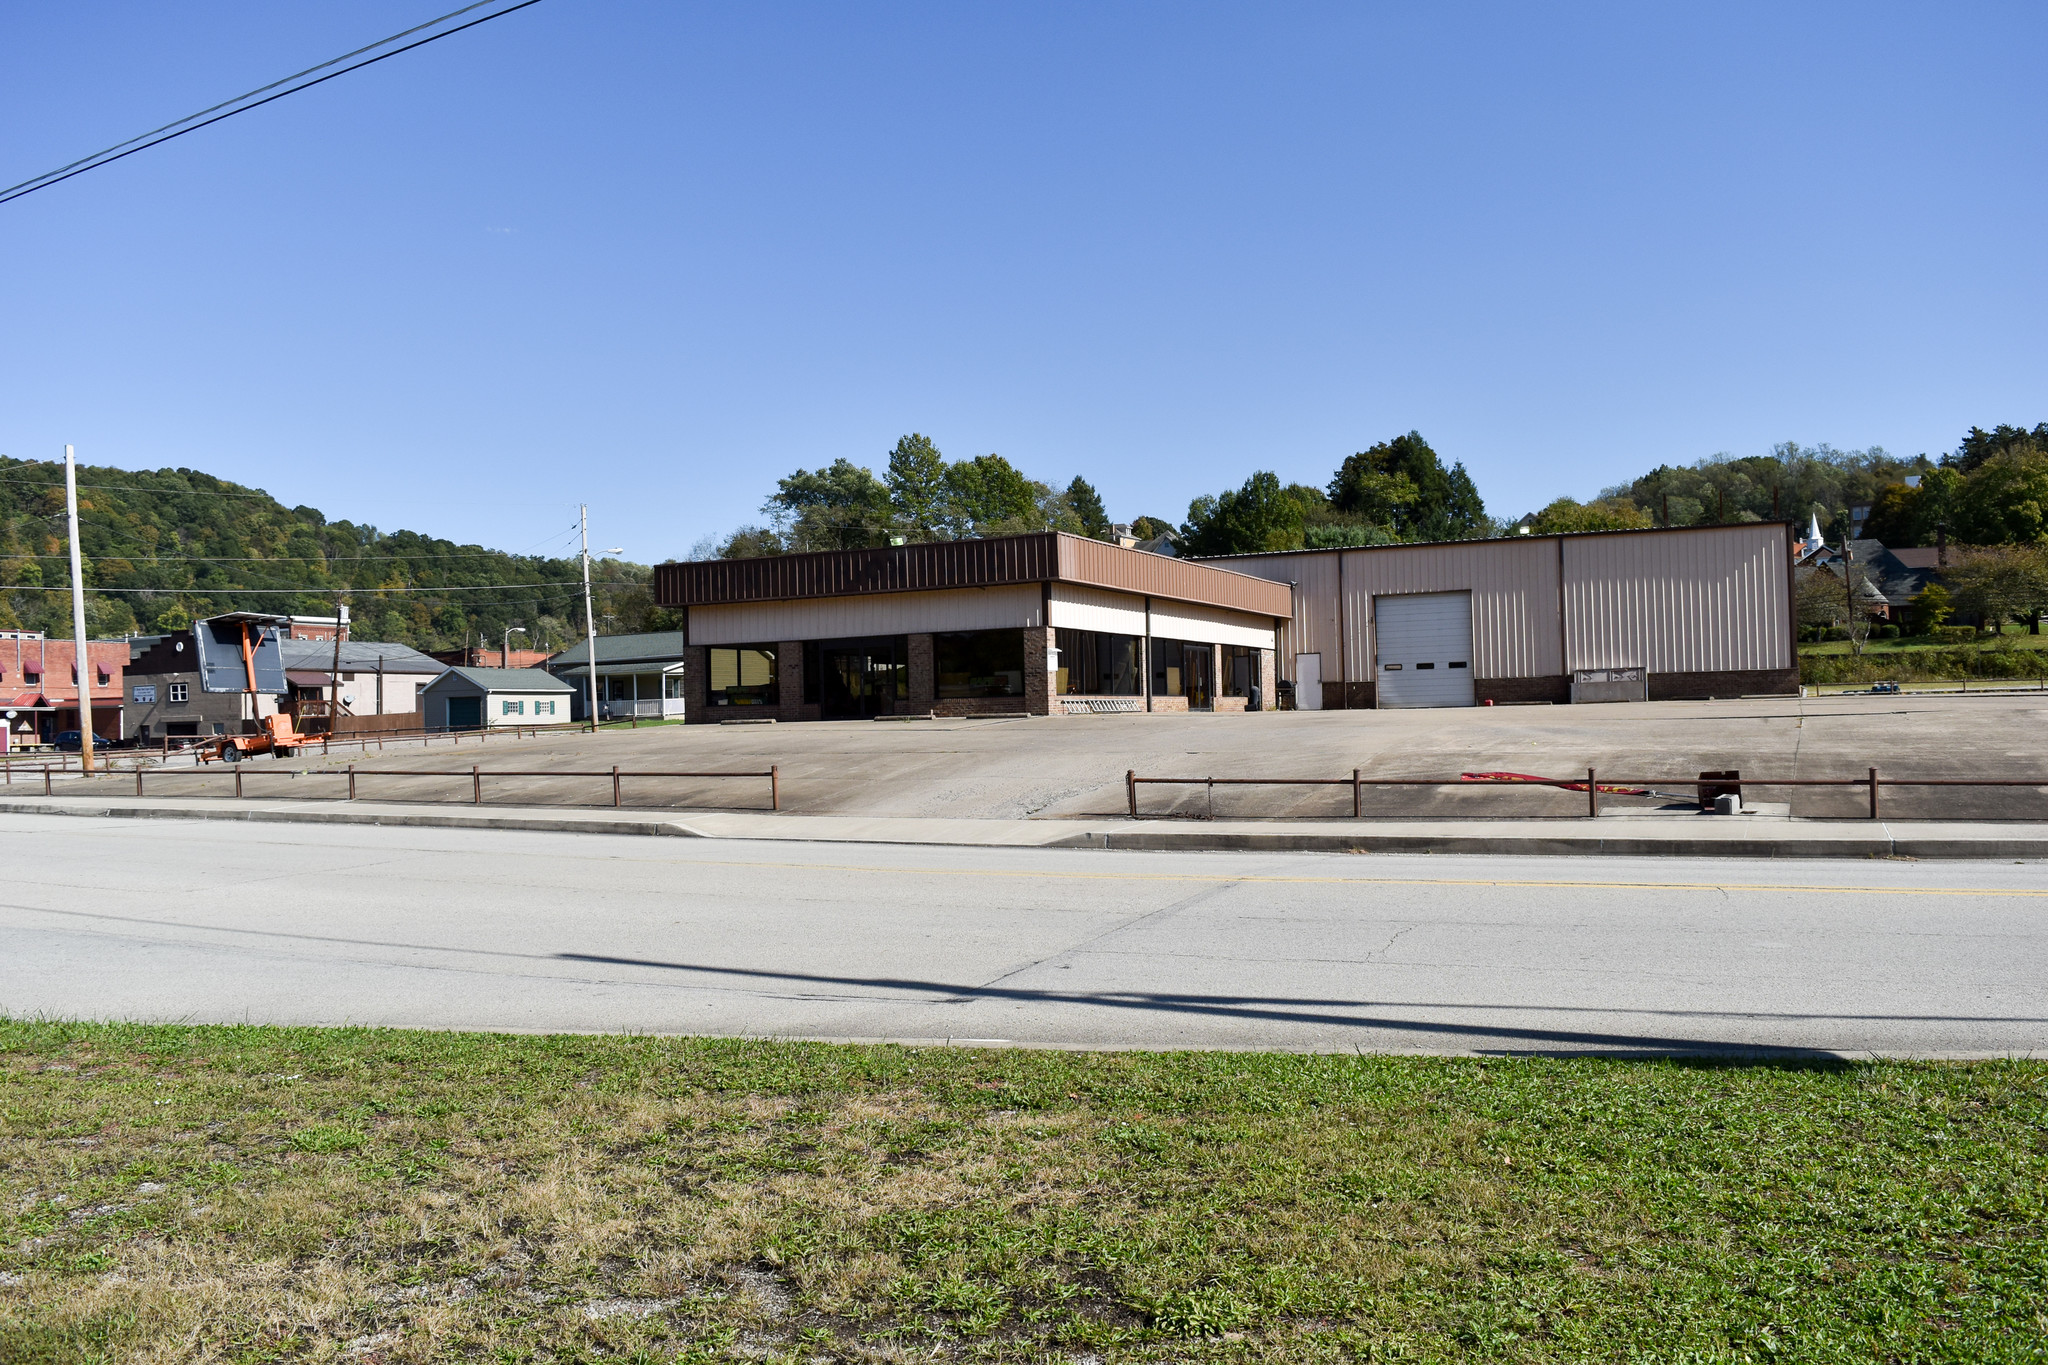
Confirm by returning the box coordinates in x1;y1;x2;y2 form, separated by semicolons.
3;2;2043;562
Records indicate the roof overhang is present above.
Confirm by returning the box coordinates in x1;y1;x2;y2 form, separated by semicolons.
655;531;1291;618
551;661;686;678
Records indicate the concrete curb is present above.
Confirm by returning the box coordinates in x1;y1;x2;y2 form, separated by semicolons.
6;796;2048;859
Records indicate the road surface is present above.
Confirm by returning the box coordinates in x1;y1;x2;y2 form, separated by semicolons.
4;814;2044;1055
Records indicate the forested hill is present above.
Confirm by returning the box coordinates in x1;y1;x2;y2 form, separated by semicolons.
0;456;661;652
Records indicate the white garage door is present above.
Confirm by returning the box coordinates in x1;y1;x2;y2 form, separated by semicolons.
1373;591;1476;709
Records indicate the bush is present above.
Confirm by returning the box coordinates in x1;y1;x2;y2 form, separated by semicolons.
1877;624;1901;640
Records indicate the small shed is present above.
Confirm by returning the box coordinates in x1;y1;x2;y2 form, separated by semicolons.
421;667;576;730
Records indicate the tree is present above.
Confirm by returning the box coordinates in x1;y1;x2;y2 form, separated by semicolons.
766;458;896;551
1907;583;1953;636
1128;516;1175;543
1954;449;2048;546
1529;497;1654;535
1066;477;1111;539
885;434;949;536
1330;432;1487;542
1949;423;2047;475
942;454;1040;535
1942;546;2048;633
1795;561;1885;654
1178;472;1305;556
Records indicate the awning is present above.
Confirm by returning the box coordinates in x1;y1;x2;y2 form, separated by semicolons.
3;692;43;708
549;661;685;679
286;671;333;687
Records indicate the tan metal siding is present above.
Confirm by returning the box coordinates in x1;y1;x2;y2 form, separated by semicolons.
1561;525;1791;673
1146;599;1282;649
1220;553;1341;682
1338;540;1562;681
1047;583;1150;634
688;586;1045;644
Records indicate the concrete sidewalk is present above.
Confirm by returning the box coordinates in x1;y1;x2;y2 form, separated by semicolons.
5;792;2048;859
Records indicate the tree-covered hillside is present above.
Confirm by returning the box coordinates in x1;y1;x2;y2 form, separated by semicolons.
0;456;662;651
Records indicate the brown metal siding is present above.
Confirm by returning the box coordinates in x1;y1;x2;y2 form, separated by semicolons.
1056;535;1292;616
659;531;1290;616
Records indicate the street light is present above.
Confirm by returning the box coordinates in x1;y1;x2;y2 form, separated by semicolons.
503;624;527;670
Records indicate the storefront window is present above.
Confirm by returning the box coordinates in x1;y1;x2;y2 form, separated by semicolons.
936;630;1024;698
707;646;778;706
1053;629;1140;695
1221;645;1257;697
1150;638;1213;708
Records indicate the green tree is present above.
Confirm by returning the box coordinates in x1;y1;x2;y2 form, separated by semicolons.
1066;477;1111;538
1529;497;1655;535
766;458;896;551
1178;472;1306;556
942;454;1040;535
1949;423;2047;474
1943;546;2048;633
1128;516;1175;543
1906;583;1952;636
885;434;949;536
1330;433;1487;542
1954;450;2048;545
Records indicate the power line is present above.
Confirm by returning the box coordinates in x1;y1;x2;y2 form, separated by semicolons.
0;0;546;207
0;581;630;595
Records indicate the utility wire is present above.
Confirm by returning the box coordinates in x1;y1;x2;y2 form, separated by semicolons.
0;0;545;207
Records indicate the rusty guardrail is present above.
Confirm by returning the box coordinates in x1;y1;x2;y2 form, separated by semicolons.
124;763;780;811
1125;768;2048;821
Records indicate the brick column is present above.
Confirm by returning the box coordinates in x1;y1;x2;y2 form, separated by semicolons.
1023;626;1054;716
776;641;805;722
908;633;935;712
1257;648;1276;710
1211;643;1224;711
683;646;709;723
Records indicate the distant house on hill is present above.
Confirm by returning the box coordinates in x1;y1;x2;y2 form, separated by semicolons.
546;631;688;722
1800;539;1941;619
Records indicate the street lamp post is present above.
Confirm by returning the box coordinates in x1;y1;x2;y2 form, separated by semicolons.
503;625;526;670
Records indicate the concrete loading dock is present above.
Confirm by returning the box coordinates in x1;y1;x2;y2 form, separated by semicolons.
1204;522;1797;709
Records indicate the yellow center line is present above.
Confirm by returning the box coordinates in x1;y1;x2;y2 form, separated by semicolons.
638;856;2048;897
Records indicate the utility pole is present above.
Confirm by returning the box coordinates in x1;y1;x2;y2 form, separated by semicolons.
503;624;526;670
329;590;346;734
63;446;95;775
581;505;599;729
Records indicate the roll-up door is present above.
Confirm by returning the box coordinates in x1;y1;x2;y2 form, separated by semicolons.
1373;592;1475;708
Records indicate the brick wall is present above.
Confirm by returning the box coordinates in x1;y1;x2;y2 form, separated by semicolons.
1478;675;1570;705
1257;648;1276;711
682;646;710;722
775;640;805;722
1648;667;1799;700
1023;626;1053;717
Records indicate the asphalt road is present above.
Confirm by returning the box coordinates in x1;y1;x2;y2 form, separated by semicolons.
5;814;2045;1056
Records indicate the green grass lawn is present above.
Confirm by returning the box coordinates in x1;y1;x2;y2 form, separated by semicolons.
1800;627;2048;658
3;1024;2045;1364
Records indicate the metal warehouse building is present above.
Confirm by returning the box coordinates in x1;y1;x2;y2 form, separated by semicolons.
1204;521;1797;709
653;532;1292;720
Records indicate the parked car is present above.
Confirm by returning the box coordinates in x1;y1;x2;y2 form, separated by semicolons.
51;730;84;751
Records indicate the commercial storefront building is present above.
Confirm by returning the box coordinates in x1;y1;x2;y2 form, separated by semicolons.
653;532;1291;721
1203;521;1797;709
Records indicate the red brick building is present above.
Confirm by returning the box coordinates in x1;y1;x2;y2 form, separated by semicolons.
0;632;128;747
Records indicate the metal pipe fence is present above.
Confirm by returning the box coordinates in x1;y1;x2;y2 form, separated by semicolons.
119;762;780;812
1125;768;2048;821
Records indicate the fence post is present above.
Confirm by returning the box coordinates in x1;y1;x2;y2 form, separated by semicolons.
235;766;243;799
770;764;780;812
348;765;356;801
472;765;481;805
1127;769;1137;819
1353;768;1362;819
1587;767;1598;818
612;765;621;808
44;765;52;795
1869;766;1880;821
135;768;143;797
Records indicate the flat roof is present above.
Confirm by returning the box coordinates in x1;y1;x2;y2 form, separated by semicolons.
656;531;1292;618
1187;520;1795;563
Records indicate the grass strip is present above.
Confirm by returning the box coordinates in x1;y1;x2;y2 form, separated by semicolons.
2;1022;2044;1363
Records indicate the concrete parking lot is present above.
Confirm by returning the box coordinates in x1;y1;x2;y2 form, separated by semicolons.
47;690;2048;821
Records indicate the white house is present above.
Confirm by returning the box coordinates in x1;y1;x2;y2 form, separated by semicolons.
420;667;577;730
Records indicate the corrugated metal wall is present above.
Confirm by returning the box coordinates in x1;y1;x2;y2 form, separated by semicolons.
664;536;1062;606
1561;524;1790;673
688;585;1044;645
1204;524;1789;686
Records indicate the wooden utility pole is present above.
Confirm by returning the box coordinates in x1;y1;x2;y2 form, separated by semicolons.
64;446;95;775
